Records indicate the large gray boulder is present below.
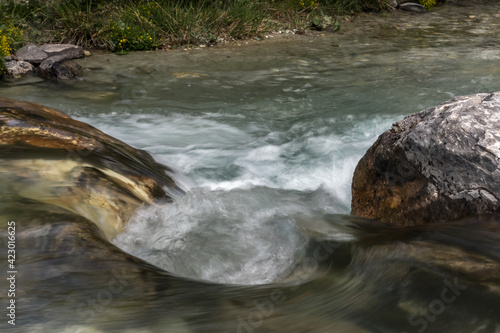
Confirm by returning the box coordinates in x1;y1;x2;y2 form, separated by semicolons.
15;43;48;64
351;92;500;225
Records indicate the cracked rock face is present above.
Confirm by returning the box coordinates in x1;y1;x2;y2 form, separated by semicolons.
351;92;500;225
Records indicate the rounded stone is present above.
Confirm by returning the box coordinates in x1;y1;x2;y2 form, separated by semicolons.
351;92;500;225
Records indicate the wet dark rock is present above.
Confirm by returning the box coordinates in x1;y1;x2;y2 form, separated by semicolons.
52;59;85;80
399;2;428;13
15;43;48;64
5;59;34;78
352;92;500;225
38;56;85;80
39;43;85;60
0;97;183;238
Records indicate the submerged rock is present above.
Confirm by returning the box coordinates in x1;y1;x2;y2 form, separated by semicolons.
351;92;500;225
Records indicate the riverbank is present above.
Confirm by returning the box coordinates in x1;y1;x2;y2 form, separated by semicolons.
7;0;497;80
0;0;443;55
5;0;495;81
0;0;374;51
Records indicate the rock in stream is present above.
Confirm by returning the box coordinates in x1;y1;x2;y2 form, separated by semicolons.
352;91;500;225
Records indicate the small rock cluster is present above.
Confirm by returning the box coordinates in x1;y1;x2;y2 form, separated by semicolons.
5;43;89;80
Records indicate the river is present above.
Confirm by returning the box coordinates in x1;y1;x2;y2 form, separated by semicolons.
1;1;500;332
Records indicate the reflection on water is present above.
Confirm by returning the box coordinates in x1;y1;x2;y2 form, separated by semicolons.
2;203;500;333
2;1;500;332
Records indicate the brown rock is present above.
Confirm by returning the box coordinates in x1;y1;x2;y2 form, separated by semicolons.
0;97;183;238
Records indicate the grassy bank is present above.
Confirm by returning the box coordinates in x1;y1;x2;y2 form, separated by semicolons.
0;0;391;52
0;0;442;75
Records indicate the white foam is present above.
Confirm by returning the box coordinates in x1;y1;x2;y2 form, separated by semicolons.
113;187;310;285
79;112;398;213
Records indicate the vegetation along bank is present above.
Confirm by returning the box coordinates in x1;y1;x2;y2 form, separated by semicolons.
0;0;443;78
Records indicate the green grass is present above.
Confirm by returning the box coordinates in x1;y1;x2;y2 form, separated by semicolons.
0;0;401;54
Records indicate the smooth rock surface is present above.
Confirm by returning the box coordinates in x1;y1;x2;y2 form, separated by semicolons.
0;97;182;237
39;43;85;59
15;43;48;64
5;59;34;78
351;92;500;225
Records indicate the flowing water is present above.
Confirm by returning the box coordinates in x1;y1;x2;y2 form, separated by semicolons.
2;1;500;332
